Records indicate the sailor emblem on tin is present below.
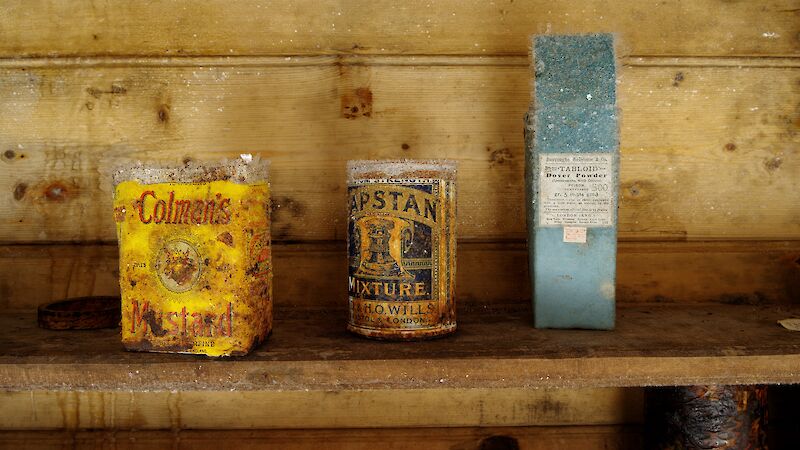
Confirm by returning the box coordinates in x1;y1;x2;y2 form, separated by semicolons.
155;239;202;293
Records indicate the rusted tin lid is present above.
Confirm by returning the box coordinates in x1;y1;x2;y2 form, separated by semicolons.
38;296;121;330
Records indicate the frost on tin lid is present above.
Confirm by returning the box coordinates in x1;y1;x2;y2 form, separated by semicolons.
112;154;269;186
347;159;457;182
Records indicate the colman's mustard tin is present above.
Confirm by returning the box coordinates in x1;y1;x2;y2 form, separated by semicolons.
112;157;271;356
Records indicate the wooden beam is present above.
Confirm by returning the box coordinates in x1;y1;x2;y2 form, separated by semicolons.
0;1;797;57
0;241;797;311
1;55;798;70
0;61;797;242
0;426;644;448
0;388;642;430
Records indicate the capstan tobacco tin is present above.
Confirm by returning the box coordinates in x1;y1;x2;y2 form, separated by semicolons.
347;160;457;340
112;157;272;356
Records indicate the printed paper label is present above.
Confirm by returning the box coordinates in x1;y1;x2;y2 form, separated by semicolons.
538;153;615;227
563;226;587;243
347;179;455;332
778;318;800;331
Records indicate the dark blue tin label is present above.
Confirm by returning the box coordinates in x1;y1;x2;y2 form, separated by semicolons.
347;179;455;335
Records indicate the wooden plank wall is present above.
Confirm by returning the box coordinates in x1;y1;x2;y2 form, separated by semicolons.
0;1;797;308
1;1;797;57
0;60;798;243
2;241;798;310
0;0;797;442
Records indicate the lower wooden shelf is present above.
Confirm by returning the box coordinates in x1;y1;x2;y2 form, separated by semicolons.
2;304;800;391
0;426;644;450
1;304;799;430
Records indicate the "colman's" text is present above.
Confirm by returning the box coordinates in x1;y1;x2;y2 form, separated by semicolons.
137;191;232;225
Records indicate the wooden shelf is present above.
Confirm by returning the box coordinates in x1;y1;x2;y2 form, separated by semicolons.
3;304;800;392
0;427;645;449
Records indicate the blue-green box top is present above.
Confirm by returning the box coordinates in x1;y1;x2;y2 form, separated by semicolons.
533;34;616;107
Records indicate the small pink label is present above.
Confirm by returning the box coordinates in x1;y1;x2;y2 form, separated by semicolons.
563;227;587;243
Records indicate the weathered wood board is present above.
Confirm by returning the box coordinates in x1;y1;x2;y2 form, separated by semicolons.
0;0;797;57
0;426;644;449
1;241;797;311
0;388;642;429
3;305;800;391
0;59;797;243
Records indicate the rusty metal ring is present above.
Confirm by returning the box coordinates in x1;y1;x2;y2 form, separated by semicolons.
37;296;121;330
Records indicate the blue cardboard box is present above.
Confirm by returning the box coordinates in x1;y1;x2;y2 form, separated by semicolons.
525;34;619;330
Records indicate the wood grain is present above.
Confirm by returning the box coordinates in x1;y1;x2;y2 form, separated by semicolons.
3;305;800;391
0;426;644;448
0;0;797;437
0;388;642;430
0;60;797;242
1;240;797;311
0;1;797;57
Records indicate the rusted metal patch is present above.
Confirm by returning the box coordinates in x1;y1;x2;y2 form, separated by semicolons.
37;296;121;330
645;384;767;449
